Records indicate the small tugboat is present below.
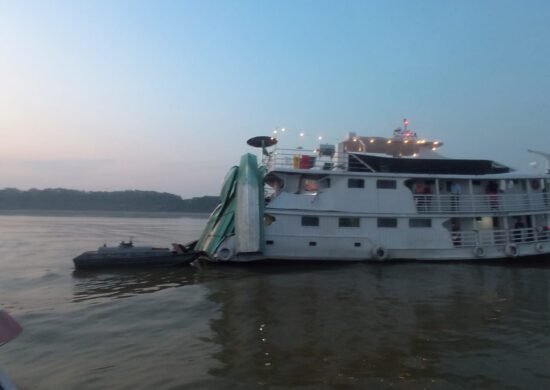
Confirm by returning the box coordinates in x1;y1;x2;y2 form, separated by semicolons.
0;310;22;390
73;240;200;269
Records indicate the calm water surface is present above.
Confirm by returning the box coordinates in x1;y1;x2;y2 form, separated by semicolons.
0;213;549;389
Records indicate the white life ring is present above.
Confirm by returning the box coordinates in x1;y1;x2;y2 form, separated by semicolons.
472;246;485;258
536;225;544;234
505;244;518;258
535;242;544;253
371;246;389;261
217;246;233;261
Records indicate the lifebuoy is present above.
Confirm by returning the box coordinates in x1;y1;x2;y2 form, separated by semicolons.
473;246;485;258
536;225;544;234
505;244;518;257
217;247;233;261
535;243;544;253
371;246;388;261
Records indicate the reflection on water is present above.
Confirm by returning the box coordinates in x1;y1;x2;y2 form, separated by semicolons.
72;267;201;303
0;214;549;389
203;263;550;389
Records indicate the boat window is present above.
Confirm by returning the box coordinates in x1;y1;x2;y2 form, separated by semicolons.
377;179;397;189
409;218;431;228
339;217;360;227
301;216;319;227
348;178;364;188
266;240;274;245
378;218;398;228
319;178;331;189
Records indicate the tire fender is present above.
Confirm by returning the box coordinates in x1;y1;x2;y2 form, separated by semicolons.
473;246;485;258
217;246;234;261
371;246;389;261
505;244;518;258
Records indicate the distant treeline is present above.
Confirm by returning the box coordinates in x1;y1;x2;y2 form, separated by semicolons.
0;188;219;212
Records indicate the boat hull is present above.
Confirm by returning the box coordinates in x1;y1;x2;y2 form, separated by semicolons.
204;236;550;262
73;253;198;269
204;252;550;263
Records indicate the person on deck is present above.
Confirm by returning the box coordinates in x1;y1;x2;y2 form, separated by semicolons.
450;182;461;211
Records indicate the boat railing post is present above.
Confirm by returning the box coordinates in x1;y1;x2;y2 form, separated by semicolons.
524;192;534;210
475;194;479;213
435;179;441;213
474;229;480;247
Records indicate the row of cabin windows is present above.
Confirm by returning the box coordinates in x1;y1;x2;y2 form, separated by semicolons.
303;178;397;191
347;179;397;189
301;216;431;228
343;178;549;192
267;240;365;247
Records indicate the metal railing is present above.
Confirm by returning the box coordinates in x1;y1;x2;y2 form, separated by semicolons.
451;227;545;247
265;149;342;171
413;193;550;214
266;149;385;172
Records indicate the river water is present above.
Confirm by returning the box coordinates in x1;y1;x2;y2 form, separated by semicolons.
0;213;549;389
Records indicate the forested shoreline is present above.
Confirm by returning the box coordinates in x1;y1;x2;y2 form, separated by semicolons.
0;188;219;212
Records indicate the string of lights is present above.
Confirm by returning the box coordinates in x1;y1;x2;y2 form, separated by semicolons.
270;127;343;151
266;120;442;155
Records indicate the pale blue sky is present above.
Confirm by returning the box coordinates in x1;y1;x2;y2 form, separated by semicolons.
1;0;549;197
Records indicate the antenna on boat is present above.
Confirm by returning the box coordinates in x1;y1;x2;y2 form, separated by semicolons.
528;149;550;174
247;136;278;156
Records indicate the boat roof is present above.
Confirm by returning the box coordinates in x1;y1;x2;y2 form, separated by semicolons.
347;152;512;175
268;166;547;180
263;121;550;178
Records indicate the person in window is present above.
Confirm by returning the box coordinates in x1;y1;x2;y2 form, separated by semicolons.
450;182;461;211
486;182;499;210
423;183;432;211
304;179;317;192
513;218;525;242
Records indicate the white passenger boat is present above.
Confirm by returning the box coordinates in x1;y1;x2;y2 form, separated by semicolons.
196;121;550;262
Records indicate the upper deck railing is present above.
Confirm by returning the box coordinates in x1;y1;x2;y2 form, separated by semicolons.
413;193;550;214
266;149;383;172
265;149;349;171
452;226;548;247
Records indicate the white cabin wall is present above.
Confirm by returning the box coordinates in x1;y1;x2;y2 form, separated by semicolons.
264;214;454;259
375;179;414;214
268;175;417;215
374;218;451;249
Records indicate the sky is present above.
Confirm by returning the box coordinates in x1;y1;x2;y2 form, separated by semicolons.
1;0;549;198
